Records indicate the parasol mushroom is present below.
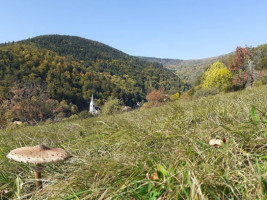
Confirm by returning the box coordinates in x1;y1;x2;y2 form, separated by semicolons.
7;144;71;190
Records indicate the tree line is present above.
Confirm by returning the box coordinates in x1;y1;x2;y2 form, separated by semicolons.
0;35;189;126
189;44;267;97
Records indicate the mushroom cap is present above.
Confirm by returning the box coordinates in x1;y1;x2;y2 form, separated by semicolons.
7;144;71;164
209;139;224;146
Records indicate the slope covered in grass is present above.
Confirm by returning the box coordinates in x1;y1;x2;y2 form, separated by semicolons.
0;86;267;199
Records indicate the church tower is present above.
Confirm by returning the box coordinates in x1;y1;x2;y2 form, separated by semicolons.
89;94;98;114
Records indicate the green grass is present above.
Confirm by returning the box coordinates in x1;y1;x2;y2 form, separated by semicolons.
1;86;267;199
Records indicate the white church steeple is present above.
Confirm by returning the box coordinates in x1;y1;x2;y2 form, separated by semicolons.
89;94;98;114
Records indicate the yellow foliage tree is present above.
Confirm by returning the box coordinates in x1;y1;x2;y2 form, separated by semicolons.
202;61;232;92
170;93;180;101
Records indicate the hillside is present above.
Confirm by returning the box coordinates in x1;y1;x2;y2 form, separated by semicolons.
141;54;231;83
142;42;267;85
0;35;189;110
21;35;131;62
0;85;266;199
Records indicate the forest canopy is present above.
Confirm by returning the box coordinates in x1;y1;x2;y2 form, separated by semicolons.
0;35;189;124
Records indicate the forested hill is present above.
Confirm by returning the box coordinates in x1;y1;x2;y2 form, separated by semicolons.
140;54;231;83
0;35;189;111
141;43;267;87
21;35;130;62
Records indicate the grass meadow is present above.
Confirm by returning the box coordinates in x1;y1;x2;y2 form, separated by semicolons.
0;86;267;199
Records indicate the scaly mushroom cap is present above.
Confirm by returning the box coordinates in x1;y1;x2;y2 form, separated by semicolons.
7;144;71;164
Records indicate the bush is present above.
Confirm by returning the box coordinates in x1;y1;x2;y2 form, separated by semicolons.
101;98;123;115
261;75;267;85
253;74;267;86
6;122;27;130
180;92;193;101
70;105;79;114
170;93;180;101
44;119;53;124
69;114;79;120
187;87;195;96
78;110;93;119
142;88;169;109
54;112;66;121
253;80;263;87
194;88;218;98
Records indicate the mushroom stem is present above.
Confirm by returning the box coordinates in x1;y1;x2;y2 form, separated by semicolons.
34;164;43;190
34;170;42;189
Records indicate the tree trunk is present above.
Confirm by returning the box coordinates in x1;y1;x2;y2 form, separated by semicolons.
248;60;254;89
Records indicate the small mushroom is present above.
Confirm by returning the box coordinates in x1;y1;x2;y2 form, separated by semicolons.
209;139;224;147
7;144;71;190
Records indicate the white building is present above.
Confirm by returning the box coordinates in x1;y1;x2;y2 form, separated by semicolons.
89;94;98;114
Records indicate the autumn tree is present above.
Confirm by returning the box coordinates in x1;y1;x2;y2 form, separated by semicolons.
142;88;169;108
228;46;254;90
5;82;62;124
201;61;232;92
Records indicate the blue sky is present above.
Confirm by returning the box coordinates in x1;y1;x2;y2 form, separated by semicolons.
0;0;267;59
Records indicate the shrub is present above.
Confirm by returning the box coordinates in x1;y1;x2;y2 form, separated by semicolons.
143;88;169;109
180;92;193;101
187;87;195;96
54;112;66;121
253;80;263;87
261;75;267;85
101;98;123;115
78;110;93;119
44;119;53;124
194;87;218;98
170;93;180;101
69;114;79;120
70;105;79;114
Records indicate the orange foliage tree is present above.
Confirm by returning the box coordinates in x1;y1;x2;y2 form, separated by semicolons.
142;88;169;108
3;82;63;124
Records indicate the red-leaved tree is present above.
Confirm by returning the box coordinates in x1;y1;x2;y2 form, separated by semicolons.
228;46;254;90
142;88;169;108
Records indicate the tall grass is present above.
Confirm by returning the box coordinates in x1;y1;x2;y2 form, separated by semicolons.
0;86;267;199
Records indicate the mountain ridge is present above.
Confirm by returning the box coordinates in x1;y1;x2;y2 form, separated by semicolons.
140;53;232;83
0;35;189;111
1;34;234;85
20;34;131;62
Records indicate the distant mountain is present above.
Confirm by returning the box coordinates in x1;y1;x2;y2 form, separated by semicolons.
139;57;183;67
140;54;232;83
0;35;189;110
